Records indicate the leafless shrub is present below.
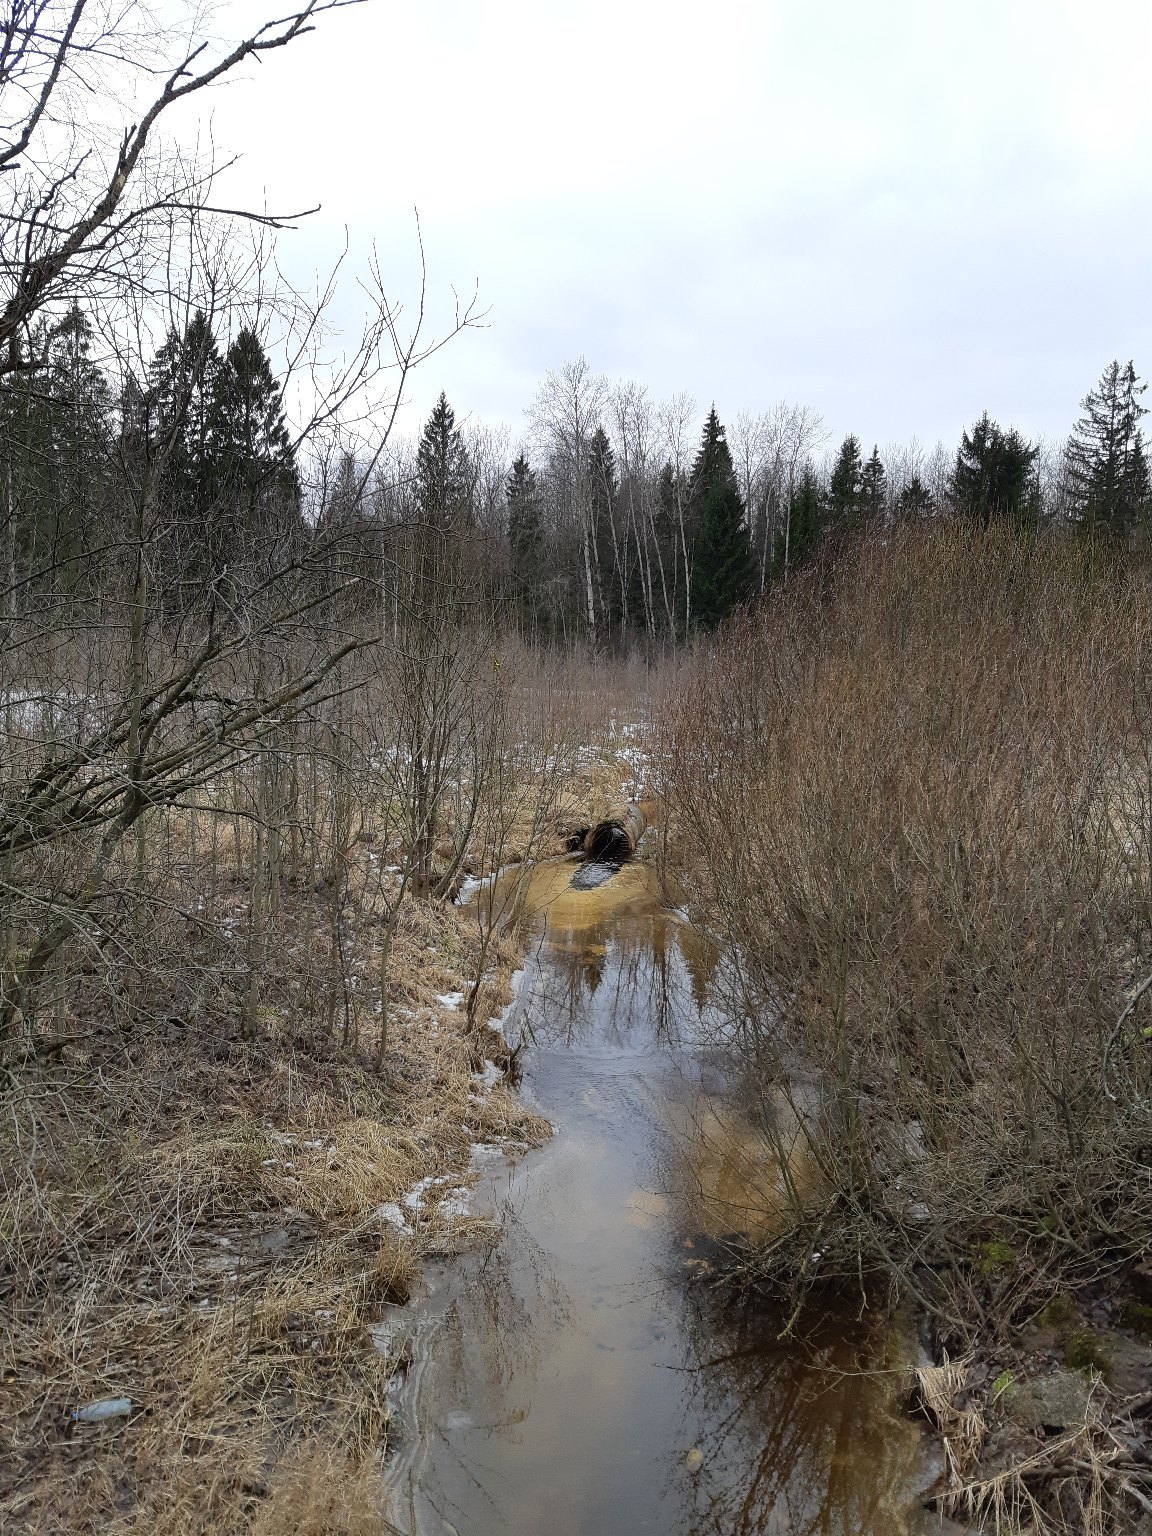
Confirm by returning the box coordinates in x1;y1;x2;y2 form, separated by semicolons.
661;525;1152;1332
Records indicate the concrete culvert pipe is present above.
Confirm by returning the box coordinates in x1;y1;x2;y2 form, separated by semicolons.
584;803;647;865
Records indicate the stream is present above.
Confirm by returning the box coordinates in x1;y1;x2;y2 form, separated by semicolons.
383;859;939;1535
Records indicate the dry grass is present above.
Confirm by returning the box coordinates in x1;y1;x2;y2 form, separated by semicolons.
913;1355;1152;1536
0;843;549;1535
914;1355;987;1484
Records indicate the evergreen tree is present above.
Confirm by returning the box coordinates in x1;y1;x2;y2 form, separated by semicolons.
1129;434;1151;547
896;474;935;521
145;309;226;544
859;445;887;522
655;459;687;555
654;459;689;632
827;434;863;526
415;392;472;529
1065;359;1148;544
693;479;755;628
0;305;111;592
43;305;111;584
772;467;825;579
951;412;1038;530
322;451;364;527
216;327;298;547
688;407;754;628
506;454;543;625
586;426;620;630
689;406;736;510
586;426;617;534
147;311;223;462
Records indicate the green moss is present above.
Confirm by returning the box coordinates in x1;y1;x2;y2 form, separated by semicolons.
977;1240;1016;1277
1035;1293;1078;1331
1063;1328;1111;1374
1121;1302;1152;1340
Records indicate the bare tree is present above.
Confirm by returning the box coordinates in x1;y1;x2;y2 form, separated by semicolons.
609;379;673;643
746;401;826;590
657;389;697;629
0;0;363;371
0;0;488;1060
529;356;608;646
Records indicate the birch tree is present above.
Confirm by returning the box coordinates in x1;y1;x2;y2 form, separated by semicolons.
529;357;607;646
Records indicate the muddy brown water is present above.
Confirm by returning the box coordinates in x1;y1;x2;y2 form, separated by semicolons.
383;861;941;1535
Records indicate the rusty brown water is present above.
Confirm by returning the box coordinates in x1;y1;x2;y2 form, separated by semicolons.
383;861;940;1535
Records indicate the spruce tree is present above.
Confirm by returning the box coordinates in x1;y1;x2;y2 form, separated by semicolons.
43;305;110;584
2;305;111;588
586;426;617;537
1128;433;1151;545
506;454;543;623
693;481;755;628
145;310;225;557
323;452;364;526
689;406;735;510
859;445;887;523
896;474;934;521
586;426;620;629
216;327;298;541
688;407;754;628
1065;359;1148;544
772;467;825;579
827;434;863;526
951;412;1038;530
415;392;472;529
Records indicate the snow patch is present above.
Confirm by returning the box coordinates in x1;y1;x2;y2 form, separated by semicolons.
438;1188;471;1220
474;1061;502;1091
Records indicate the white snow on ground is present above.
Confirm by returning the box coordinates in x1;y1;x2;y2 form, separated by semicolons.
488;965;526;1041
372;1046;519;1237
402;1177;436;1212
453;859;523;908
436;991;464;1010
437;1188;471;1220
373;1126;512;1234
469;1061;502;1094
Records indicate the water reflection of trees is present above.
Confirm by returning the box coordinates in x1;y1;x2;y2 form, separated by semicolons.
398;865;928;1536
527;916;715;1052
669;1285;924;1536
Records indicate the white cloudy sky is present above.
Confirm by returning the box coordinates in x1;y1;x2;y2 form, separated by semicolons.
194;0;1151;454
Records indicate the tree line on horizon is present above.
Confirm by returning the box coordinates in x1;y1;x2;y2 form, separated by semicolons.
3;305;1148;650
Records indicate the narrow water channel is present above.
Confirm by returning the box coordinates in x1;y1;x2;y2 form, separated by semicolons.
385;860;938;1535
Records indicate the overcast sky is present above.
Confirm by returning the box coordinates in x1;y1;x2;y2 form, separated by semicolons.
200;0;1152;455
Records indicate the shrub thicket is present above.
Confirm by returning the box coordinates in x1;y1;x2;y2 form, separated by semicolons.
662;525;1152;1333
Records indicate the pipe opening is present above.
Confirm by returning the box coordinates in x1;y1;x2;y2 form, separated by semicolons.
582;804;647;867
585;822;634;864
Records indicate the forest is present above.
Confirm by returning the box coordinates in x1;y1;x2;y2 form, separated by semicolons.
8;299;1148;651
3;2;1151;1534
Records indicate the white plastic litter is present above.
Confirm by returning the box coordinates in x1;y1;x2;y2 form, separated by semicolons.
73;1397;132;1422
